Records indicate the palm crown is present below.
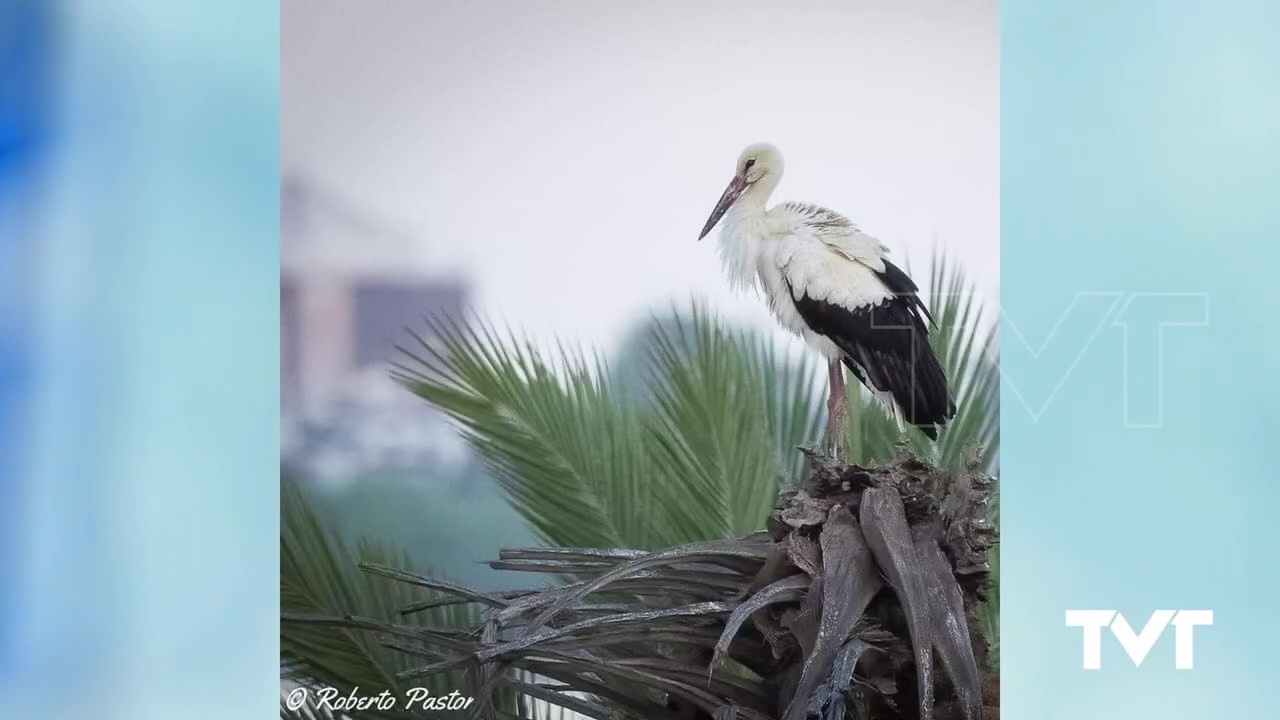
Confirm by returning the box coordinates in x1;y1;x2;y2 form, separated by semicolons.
281;250;999;719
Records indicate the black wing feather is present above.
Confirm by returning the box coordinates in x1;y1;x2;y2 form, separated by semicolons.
789;259;954;438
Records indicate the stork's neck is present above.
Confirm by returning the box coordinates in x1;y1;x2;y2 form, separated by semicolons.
727;175;778;223
716;177;778;292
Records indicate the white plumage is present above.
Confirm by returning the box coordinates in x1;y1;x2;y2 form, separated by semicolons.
698;142;954;452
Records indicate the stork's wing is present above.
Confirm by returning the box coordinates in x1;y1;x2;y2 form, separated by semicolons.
783;250;954;438
776;201;889;272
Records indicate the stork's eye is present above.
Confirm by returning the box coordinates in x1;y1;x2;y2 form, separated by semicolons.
744;158;756;170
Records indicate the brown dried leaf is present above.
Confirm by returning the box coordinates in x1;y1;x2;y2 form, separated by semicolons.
915;531;983;720
860;487;935;720
783;505;882;720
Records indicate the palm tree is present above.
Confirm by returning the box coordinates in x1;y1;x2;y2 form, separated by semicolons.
282;251;999;719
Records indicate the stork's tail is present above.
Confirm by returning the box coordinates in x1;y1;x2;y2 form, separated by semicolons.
843;341;955;440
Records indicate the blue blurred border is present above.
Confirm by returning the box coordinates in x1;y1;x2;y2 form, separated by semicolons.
1003;0;1280;716
1;2;280;717
0;0;51;676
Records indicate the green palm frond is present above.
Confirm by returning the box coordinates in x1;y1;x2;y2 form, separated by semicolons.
281;469;496;715
393;254;998;551
642;305;824;539
925;248;1000;471
393;308;830;549
393;316;656;549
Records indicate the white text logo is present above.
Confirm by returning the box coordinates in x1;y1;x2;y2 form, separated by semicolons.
1065;610;1213;669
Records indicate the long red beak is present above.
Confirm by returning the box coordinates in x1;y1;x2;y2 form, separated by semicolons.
698;175;748;240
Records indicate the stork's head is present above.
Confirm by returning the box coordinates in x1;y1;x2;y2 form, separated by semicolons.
698;142;785;240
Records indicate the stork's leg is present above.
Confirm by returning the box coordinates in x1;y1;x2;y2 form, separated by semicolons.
825;360;849;462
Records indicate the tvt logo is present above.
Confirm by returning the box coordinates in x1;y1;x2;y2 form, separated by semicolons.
1066;610;1213;669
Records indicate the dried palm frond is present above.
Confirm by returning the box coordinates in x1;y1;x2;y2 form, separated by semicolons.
284;453;998;720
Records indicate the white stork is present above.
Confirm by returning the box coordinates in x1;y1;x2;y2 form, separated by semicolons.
698;142;954;458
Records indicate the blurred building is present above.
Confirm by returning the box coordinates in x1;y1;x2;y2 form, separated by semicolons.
281;175;470;478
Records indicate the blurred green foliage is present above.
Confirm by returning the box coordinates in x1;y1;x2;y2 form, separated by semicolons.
294;464;538;591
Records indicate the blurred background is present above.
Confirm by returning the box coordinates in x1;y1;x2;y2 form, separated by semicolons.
280;0;998;591
1;1;278;718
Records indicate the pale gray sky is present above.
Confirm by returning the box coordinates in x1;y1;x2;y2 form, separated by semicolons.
283;0;998;354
